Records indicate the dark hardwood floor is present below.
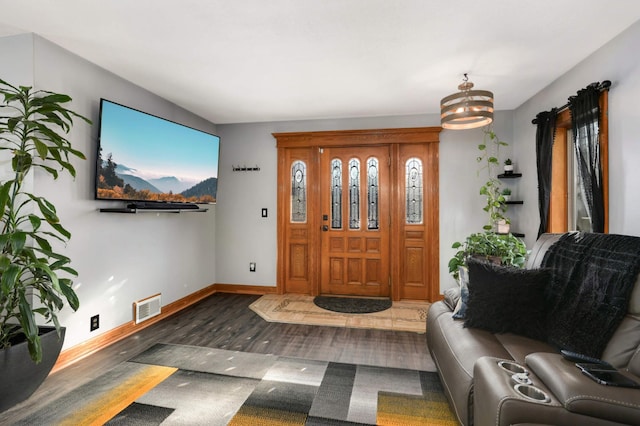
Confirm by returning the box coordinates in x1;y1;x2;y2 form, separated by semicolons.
0;292;435;423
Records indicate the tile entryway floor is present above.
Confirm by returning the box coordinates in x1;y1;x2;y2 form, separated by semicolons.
250;294;429;333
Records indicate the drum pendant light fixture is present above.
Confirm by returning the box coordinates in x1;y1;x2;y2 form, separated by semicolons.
440;73;494;130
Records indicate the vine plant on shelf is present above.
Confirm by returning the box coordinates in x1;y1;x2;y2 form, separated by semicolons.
476;128;510;231
448;128;526;280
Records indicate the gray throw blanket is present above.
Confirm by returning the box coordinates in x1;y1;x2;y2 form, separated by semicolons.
541;232;640;358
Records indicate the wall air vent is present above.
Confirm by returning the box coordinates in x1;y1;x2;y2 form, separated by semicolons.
134;293;162;324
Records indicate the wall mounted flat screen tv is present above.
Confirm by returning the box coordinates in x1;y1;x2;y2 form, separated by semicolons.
96;99;220;205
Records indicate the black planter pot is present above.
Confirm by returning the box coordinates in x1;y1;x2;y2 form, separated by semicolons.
0;326;65;412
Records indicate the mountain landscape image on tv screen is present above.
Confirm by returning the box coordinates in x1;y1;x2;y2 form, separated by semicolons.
96;100;220;204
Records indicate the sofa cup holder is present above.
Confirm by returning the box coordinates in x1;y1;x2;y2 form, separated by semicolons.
514;384;551;403
498;360;528;375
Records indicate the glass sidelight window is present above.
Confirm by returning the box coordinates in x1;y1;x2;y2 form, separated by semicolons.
367;157;379;229
406;157;423;224
291;160;307;222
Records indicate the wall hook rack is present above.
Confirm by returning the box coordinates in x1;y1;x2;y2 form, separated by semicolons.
232;165;260;172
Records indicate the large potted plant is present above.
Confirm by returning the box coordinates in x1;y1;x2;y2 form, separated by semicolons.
0;78;90;411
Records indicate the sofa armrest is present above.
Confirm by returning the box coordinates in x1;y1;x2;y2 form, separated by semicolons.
526;233;562;269
525;353;640;425
442;286;460;311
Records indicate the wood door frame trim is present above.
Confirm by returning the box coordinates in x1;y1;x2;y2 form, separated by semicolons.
274;127;442;301
274;127;441;148
390;143;402;300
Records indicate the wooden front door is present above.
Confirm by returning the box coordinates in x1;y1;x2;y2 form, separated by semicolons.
274;127;442;302
320;146;390;297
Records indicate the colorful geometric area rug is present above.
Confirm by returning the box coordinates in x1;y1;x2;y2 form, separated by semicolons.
16;343;456;425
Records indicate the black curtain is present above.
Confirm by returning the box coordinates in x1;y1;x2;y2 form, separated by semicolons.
569;84;604;233
535;109;558;238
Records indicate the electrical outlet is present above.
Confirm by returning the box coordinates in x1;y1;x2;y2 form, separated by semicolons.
90;314;99;332
249;262;256;272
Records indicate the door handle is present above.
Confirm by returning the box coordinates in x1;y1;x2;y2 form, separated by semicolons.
322;225;329;232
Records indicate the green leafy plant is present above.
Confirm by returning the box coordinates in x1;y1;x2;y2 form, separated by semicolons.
477;129;509;231
448;128;527;280
448;232;527;280
504;158;513;166
0;79;90;363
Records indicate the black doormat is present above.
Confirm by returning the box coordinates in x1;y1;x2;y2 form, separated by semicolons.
313;296;392;314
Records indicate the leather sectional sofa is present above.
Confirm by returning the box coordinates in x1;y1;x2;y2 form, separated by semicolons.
427;233;640;425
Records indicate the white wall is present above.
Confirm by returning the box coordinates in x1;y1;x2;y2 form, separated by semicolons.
216;111;514;293
511;20;640;247
1;34;219;350
0;35;35;193
0;34;33;85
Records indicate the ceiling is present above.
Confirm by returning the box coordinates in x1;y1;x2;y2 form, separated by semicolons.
0;1;639;124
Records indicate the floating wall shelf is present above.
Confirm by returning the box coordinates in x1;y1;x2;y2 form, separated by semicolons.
99;207;209;214
497;173;522;179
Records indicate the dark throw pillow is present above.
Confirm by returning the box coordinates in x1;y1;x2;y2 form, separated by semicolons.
463;259;552;341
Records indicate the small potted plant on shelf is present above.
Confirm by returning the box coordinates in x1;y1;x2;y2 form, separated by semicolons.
504;158;514;174
501;187;512;202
